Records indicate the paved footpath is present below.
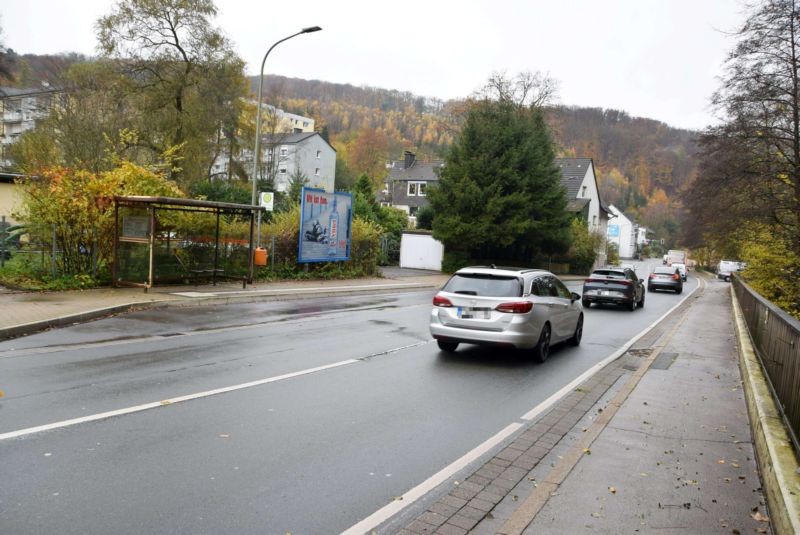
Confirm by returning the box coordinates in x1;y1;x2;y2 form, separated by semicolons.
385;278;775;534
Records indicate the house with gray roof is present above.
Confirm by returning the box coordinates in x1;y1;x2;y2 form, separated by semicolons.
214;131;336;193
383;151;444;216
555;157;612;267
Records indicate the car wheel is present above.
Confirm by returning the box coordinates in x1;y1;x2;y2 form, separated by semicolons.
437;340;458;353
569;315;583;346
533;324;551;363
647;285;653;292
638;292;645;308
581;298;591;308
628;298;636;311
676;287;683;294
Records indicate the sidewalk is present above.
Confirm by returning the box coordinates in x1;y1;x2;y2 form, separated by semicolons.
388;277;791;535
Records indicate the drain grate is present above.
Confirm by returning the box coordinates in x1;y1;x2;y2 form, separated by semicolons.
651;351;679;370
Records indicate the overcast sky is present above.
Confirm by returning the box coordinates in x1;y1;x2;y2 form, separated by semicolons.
2;0;746;130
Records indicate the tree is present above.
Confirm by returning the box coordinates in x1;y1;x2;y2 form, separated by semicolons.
346;128;389;188
97;0;247;187
686;0;800;258
479;70;559;109
0;22;14;82
428;95;570;268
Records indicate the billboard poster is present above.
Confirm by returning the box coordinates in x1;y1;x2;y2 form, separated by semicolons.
298;187;353;263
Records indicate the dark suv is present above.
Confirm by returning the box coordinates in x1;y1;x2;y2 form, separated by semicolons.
582;267;645;311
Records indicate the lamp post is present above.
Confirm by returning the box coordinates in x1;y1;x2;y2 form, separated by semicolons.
251;26;322;206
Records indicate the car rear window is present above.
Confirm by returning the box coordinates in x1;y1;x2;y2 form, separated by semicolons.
591;270;626;279
653;267;676;274
443;274;523;297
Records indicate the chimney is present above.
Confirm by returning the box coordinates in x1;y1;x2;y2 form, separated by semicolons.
404;151;416;170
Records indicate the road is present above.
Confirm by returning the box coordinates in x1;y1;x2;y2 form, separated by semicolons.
0;260;698;534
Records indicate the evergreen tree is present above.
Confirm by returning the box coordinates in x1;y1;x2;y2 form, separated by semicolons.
428;99;569;266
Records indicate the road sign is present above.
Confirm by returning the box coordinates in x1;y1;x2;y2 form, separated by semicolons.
260;191;274;211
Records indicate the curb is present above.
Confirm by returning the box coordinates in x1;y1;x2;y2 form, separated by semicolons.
731;289;800;535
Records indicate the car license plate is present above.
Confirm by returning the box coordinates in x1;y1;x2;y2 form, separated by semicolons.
458;307;490;319
602;290;610;296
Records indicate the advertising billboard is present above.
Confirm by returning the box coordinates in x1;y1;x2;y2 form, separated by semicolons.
298;187;353;263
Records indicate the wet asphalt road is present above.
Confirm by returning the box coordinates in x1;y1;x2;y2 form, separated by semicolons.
0;260;698;534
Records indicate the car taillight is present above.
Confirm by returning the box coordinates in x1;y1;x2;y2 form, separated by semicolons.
620;279;632;285
672;273;680;280
433;295;453;307
649;274;656;279
495;302;533;313
584;278;599;284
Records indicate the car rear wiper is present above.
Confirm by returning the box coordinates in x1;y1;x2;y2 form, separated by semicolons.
454;290;478;295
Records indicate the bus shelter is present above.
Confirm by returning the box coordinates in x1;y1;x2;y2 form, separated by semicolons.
113;196;260;290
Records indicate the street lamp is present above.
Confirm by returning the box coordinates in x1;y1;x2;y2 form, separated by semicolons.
251;26;322;206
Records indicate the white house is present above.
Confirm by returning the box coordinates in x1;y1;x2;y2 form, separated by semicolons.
555;158;612;267
607;204;637;259
261;132;336;193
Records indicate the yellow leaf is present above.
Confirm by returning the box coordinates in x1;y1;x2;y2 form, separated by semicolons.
608;486;616;494
583;448;591;455
751;511;769;522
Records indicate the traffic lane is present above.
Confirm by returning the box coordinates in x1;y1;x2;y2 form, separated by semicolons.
0;327;637;535
1;280;699;533
0;292;430;352
0;293;435;434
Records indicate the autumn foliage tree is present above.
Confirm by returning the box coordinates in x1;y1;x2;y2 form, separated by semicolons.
685;0;800;316
16;163;183;276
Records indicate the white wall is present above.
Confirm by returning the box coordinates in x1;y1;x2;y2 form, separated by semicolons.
400;232;443;271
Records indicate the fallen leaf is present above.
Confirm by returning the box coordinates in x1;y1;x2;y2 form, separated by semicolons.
751;511;769;522
608;486;617;494
732;463;740;468
219;434;230;438
591;512;602;518
717;459;726;464
583;448;591;455
393;496;403;501
0;390;4;398
512;495;518;501
640;472;649;477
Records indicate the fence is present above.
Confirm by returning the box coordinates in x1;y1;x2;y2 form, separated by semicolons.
733;274;800;450
1;216;102;278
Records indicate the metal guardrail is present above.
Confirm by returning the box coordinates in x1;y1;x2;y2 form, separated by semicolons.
732;274;800;450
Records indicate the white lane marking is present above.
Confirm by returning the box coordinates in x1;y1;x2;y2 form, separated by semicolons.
171;282;422;298
341;423;523;535
520;275;703;421
0;359;359;441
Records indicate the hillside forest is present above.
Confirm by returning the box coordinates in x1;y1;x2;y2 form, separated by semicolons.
2;51;698;247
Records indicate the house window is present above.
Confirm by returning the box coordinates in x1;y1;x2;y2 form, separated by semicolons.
581;185;587;197
279;167;287;175
280;146;288;157
316;150;321;159
592;215;598;226
408;181;426;196
315;168;320;176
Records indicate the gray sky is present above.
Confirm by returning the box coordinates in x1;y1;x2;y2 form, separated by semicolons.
1;0;745;130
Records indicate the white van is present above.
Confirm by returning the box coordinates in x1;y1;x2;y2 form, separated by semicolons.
717;260;742;281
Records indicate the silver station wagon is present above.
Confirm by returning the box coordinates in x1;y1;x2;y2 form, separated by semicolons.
429;266;584;362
